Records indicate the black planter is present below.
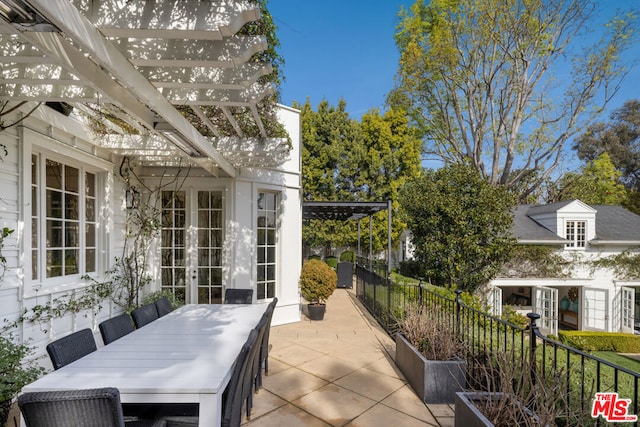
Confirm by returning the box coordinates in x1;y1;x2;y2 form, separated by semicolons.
455;392;543;427
307;304;326;321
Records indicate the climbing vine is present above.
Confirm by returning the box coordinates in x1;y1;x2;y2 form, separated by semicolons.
591;249;640;280
0;227;14;282
499;245;573;278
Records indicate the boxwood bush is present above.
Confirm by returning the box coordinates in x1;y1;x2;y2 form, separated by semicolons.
299;259;337;304
558;330;640;353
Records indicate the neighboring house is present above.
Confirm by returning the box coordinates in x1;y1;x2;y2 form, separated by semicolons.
491;200;640;336
0;1;301;367
398;199;640;335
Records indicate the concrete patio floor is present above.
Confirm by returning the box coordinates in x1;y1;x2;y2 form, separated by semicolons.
243;289;455;427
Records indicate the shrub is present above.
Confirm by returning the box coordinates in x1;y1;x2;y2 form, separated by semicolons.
299;259;337;304
339;251;355;262
0;334;45;425
558;330;640;353
398;260;424;278
500;305;529;329
142;289;182;309
395;303;464;360
325;256;338;269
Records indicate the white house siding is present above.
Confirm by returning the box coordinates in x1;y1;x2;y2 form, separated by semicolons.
0;103;302;368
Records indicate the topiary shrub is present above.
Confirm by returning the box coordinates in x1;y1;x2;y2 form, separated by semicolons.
340;251;355;262
325;256;338;269
299;259;337;304
558;330;640;353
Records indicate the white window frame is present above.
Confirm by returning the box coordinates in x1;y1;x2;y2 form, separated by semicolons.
565;220;586;249
256;191;279;301
29;150;105;289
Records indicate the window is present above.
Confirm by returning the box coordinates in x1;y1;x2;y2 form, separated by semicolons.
33;155;98;282
565;220;586;248
256;192;278;300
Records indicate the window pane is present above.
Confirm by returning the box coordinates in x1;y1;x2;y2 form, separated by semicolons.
198;211;209;228
211;211;221;228
198;229;209;247
46;160;62;189
198;191;209;209
32;219;38;248
211;230;222;247
85;172;95;197
85;249;95;273
65;223;79;247
65;249;78;274
65;165;79;193
65;194;79;220
47;220;63;247
211;192;222;209
86;198;95;221
198;268;209;285
267;230;276;245
46;250;62;277
47;190;63;218
267;282;275;299
174;192;185;209
32;251;38;280
212;268;222;285
31;187;37;216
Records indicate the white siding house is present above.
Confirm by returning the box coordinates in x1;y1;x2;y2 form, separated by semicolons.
0;0;301;368
492;200;640;335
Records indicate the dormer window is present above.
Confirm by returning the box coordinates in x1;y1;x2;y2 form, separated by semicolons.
566;220;586;248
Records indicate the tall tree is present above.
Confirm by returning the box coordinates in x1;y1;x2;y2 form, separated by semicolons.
391;0;637;199
297;100;422;255
573;99;640;191
399;164;517;293
547;153;628;205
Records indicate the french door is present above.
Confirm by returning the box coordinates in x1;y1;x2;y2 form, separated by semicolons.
621;287;635;333
583;288;609;331
160;189;225;304
535;286;558;336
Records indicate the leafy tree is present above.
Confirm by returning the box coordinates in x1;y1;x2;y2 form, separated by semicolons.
391;0;637;199
573;99;640;191
547;153;628;205
398;164;517;293
297;100;422;255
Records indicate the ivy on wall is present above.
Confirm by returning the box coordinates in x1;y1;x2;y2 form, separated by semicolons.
499;245;573;278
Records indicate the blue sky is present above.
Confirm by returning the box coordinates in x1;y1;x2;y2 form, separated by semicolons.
269;0;640;122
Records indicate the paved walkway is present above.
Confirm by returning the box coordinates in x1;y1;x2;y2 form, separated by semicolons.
244;289;455;427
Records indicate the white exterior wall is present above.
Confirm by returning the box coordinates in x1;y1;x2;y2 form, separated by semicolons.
0;103;302;368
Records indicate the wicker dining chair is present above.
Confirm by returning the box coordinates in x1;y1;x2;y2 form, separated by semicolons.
155;298;173;317
18;387;166;427
256;297;277;390
223;289;253;304
46;328;97;370
131;304;159;328
99;314;135;345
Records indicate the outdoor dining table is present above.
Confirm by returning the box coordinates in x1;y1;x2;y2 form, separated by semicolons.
21;303;268;427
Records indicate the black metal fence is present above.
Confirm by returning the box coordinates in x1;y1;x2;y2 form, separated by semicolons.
355;264;640;425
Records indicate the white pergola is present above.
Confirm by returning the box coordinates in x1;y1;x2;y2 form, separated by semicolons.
0;0;288;177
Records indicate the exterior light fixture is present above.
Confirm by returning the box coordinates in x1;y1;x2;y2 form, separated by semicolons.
125;187;140;210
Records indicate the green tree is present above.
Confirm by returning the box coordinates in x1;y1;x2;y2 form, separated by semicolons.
573;99;640;191
547;153;628;205
297;100;422;255
399;164;517;293
391;0;637;199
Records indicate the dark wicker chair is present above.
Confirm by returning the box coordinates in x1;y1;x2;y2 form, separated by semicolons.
131;304;159;328
162;329;259;427
46;328;97;370
18;387;166;427
99;313;135;345
223;289;253;304
155;297;173;317
256;298;277;390
244;314;268;419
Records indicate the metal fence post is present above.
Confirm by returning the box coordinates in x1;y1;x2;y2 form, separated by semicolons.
418;278;424;307
527;312;540;388
455;289;463;340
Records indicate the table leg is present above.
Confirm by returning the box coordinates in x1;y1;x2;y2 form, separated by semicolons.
199;393;222;427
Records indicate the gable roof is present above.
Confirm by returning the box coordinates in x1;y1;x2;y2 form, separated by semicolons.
590;205;640;244
514;202;640;245
512;205;568;244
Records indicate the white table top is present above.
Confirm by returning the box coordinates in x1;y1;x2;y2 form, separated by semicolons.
22;304;267;424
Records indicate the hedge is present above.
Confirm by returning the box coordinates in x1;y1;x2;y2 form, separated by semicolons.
558;330;640;353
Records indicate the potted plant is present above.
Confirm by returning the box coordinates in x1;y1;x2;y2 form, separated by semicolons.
299;259;337;320
0;333;44;426
395;303;466;403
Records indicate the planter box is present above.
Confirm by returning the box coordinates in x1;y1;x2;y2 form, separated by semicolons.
455;392;499;427
455;392;544;427
395;334;466;403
